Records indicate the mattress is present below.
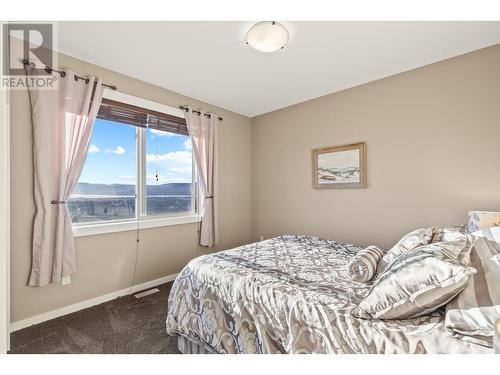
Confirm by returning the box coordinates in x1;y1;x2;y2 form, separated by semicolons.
165;235;492;354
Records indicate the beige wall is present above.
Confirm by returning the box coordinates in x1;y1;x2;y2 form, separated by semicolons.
10;53;252;323
251;44;500;249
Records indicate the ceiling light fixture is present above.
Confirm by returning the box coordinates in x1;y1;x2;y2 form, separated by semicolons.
246;21;289;53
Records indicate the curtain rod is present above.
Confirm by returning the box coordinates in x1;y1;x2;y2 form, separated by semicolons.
22;59;117;91
179;105;223;121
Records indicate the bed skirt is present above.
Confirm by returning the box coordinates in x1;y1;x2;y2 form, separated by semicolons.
177;335;217;354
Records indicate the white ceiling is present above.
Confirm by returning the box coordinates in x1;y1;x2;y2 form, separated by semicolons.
58;21;500;117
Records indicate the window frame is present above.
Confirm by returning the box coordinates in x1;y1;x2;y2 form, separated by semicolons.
72;89;201;237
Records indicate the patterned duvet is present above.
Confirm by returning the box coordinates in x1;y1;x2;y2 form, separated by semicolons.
165;235;491;354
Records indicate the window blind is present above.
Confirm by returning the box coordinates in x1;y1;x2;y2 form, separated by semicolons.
97;98;188;136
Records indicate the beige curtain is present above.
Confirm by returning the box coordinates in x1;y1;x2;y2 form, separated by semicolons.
25;66;104;286
185;107;219;247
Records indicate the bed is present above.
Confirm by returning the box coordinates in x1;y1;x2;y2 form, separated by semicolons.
165;235;492;354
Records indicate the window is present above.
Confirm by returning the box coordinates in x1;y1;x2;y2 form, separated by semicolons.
68;91;199;234
145;126;194;215
69;118;137;223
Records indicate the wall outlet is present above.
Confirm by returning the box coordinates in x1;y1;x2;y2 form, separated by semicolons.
61;275;71;285
259;236;264;241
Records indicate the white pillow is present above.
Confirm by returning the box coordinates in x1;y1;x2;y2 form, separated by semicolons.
431;225;467;243
359;237;475;320
445;227;500;348
376;227;434;274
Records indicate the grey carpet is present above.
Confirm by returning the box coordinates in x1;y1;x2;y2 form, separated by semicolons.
8;282;179;354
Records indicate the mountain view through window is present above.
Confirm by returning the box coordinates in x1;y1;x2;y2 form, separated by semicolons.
69;116;194;224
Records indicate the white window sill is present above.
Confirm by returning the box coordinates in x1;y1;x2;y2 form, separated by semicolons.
72;214;201;237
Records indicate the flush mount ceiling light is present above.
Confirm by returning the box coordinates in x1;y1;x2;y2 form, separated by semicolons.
246;21;289;53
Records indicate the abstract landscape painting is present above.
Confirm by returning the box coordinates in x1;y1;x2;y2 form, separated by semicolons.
312;142;366;189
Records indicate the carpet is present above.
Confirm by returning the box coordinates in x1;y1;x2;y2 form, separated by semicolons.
9;282;179;354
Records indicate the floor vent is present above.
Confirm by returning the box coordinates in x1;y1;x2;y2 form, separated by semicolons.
134;288;160;299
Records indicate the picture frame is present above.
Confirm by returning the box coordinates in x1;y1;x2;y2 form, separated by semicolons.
312;142;366;189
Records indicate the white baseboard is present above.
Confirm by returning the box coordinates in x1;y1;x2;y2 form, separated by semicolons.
9;273;178;333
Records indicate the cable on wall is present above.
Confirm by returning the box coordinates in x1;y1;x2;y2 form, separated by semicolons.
126;215;141;296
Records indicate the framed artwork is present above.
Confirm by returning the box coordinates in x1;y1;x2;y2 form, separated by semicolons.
312;142;366;189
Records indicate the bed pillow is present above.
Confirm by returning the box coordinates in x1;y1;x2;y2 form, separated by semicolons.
431;225;467;243
376;227;434;274
347;246;385;283
445;227;500;348
359;237;476;320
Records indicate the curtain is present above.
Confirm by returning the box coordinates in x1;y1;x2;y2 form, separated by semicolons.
25;66;104;286
185;107;219;247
